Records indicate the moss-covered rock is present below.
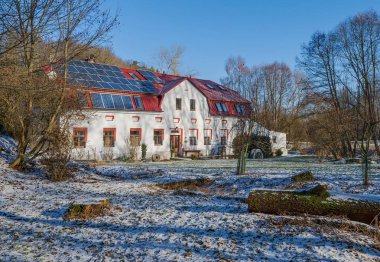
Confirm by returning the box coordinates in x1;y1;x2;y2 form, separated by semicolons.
291;171;315;182
247;186;380;225
63;199;112;220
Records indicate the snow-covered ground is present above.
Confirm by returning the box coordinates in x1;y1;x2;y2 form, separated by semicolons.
1;153;380;261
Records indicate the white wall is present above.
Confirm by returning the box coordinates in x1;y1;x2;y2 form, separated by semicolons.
70;79;287;160
160;80;238;157
270;131;288;156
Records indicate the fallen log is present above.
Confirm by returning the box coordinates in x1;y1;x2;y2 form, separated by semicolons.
247;184;380;225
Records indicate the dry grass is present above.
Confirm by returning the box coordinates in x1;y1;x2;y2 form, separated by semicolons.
63;199;112;220
267;214;380;251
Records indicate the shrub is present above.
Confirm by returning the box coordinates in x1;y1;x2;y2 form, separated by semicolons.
275;149;283;156
141;143;147;160
191;154;197;160
250;135;272;158
63;199;112;220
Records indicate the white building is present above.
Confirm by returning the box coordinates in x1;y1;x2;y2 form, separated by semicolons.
63;60;287;160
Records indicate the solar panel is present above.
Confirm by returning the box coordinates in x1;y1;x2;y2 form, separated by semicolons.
137;70;163;84
122;96;134;109
112;95;124;109
62;60;159;94
91;93;103;108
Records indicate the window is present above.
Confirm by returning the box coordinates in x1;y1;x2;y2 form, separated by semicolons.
204;129;212;145
130;128;141;146
134;96;144;109
176;98;182;110
272;136;277;144
216;102;228;112
189;129;198;146
103;128;116;147
190;99;196;111
215;103;222;112
235;104;245;113
129;72;139;80
73;128;87;148
189;137;197;146
205;83;214;89
154;129;164;145
220;129;228;145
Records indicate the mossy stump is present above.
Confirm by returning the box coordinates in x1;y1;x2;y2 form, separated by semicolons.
63;199;112;220
291;171;315;182
247;185;380;225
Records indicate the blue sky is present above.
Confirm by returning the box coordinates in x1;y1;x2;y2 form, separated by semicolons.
104;0;380;82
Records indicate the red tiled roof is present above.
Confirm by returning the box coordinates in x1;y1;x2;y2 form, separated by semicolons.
157;73;251;117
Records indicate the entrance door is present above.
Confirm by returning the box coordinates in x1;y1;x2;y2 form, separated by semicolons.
170;135;180;156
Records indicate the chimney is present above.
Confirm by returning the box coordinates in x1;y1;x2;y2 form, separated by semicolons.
86;54;96;63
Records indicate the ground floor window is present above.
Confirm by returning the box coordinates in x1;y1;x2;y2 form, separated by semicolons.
103;128;116;147
204;129;212;145
154;129;164;145
73;128;87;148
130;128;141;146
220;129;228;145
188;129;198;146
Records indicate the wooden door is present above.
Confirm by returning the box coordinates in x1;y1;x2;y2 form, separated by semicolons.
170;135;180;156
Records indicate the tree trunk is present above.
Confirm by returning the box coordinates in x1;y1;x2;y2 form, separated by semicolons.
362;150;370;186
10;155;24;169
237;143;249;175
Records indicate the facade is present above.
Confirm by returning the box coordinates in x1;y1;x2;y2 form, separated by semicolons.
61;60;287;161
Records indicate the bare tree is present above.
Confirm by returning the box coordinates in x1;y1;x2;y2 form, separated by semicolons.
299;10;380;185
155;45;185;75
0;0;118;169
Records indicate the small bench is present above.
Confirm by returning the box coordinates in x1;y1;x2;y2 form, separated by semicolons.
184;149;201;158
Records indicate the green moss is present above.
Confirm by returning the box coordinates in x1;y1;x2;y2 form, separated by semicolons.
247;187;380;225
156;178;214;191
291;171;315;182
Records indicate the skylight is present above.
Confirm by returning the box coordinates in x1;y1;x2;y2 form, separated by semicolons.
129;72;139;80
205;83;214;89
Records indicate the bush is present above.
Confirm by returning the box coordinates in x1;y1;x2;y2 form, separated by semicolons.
63;199;112;220
232;134;272;158
191;154;197;160
275;149;283;156
250;135;272;158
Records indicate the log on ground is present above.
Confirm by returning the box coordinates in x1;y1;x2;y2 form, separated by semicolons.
247;185;380;225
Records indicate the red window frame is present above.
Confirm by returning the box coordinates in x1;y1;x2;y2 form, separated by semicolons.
153;129;164;146
130;128;142;146
103;128;116;147
73;128;87;148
